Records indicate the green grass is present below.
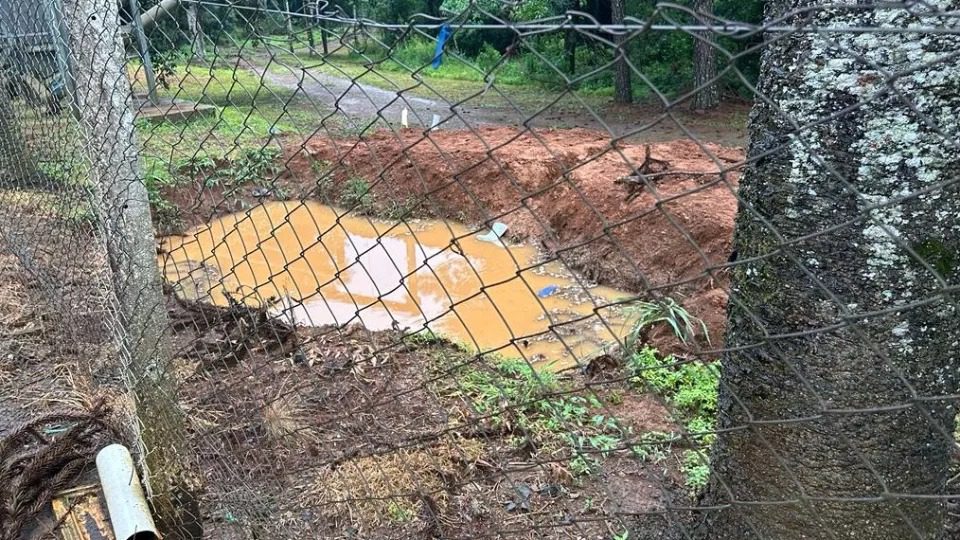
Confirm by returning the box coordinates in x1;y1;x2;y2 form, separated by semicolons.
0;189;97;230
214;40;613;116
629;347;720;493
129;61;330;224
141;68;300;142
621;297;717;492
438;357;645;477
133;61;330;181
339;176;374;212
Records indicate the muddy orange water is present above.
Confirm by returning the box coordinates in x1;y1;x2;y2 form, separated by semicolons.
159;201;637;369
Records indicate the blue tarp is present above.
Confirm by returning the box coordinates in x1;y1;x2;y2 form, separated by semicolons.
432;24;453;69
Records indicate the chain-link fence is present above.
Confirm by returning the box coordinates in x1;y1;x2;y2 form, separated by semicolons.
1;0;959;539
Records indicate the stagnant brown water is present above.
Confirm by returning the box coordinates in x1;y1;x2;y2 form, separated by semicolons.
159;201;637;369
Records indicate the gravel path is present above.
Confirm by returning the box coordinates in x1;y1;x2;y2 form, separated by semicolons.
243;59;510;130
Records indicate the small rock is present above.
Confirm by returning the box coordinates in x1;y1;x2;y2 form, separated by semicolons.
539;483;563;498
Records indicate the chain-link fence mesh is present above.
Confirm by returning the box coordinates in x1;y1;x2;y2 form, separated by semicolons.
1;0;959;538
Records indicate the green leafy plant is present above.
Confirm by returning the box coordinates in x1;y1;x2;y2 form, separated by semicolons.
386;500;414;523
440;359;630;476
629;348;720;492
340;176;374;210
226;147;281;185
151;49;180;90
681;449;711;491
626;298;709;350
177;154;216;176
569;454;596;476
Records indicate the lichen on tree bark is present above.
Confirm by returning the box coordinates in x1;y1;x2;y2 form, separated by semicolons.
700;1;960;538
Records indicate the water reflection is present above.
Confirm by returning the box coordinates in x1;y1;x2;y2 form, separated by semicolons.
160;201;636;368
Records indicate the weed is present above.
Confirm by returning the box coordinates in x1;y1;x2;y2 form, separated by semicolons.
613;530;630;540
629;431;673;463
142;157;184;228
261;392;317;445
177;154;216;176
386;501;414;523
382;197;416;221
225;147;281;185
340;176;374;210
569;454;596;476
405;329;445;346
681;449;711;491
628;347;720;493
629;349;719;424
439;359;631;476
309;159;337;199
626;298;709;349
310;158;331;177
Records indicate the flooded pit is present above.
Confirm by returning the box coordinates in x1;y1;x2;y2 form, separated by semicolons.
159;201;638;369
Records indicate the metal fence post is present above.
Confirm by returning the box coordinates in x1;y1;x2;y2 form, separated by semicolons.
63;0;200;537
127;0;160;105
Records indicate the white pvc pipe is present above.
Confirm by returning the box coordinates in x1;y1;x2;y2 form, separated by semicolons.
96;444;160;540
139;0;181;29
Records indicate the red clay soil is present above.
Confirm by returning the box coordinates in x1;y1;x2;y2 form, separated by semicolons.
288;126;743;351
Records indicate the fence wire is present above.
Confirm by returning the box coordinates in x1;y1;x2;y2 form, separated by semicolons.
1;0;959;539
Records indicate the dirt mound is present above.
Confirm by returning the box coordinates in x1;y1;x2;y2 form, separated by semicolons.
290;127;743;350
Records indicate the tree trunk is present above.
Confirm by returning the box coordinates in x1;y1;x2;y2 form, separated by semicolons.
611;0;631;103
563;0;578;74
65;1;202;538
700;1;960;539
690;0;719;110
565;28;576;74
283;0;295;53
256;0;268;45
185;2;205;60
305;0;316;55
320;18;329;55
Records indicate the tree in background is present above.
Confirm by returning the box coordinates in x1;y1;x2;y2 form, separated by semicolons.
690;0;718;110
611;0;632;103
185;2;205;59
701;0;960;538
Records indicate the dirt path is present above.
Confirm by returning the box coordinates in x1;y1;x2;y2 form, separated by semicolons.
241;56;749;146
245;59;508;130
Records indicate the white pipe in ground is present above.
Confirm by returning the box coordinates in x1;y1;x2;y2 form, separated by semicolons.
96;444;159;540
